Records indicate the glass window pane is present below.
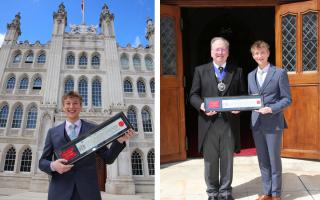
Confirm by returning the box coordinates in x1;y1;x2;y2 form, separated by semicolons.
12;105;23;128
64;79;74;94
92;79;101;107
124;80;133;93
281;15;297;72
137;80;146;94
147;150;154;175
20;148;32;172
37;54;46;64
131;151;143;175
127;108;138;131
142;109;152;132
19;78;28;90
4;147;16;171
79;79;88;106
0;105;9;128
26;106;37;129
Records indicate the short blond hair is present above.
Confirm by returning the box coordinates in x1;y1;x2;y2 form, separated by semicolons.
62;91;83;106
250;40;270;53
210;37;229;50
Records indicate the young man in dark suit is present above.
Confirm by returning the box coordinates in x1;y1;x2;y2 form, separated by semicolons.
190;37;246;200
248;41;291;200
39;91;134;200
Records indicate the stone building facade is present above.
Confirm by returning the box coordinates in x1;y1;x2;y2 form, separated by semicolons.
0;3;154;194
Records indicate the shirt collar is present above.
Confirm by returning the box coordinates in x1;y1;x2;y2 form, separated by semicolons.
66;119;81;129
257;63;270;73
213;62;226;69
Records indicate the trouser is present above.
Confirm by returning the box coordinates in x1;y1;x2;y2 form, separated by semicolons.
252;130;283;197
203;117;235;198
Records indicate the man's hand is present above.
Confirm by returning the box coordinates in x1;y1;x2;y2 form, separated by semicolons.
117;128;135;143
255;106;272;114
51;159;73;174
200;103;217;116
231;111;240;114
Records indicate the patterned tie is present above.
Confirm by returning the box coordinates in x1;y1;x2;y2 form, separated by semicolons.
69;124;77;140
257;70;265;87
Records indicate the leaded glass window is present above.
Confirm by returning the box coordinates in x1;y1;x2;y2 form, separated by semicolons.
25;53;33;63
6;76;16;90
161;16;177;75
145;56;154;70
127;107;138;131
137;80;146;94
0;105;9;128
150;79;155;94
92;79;101;107
124;80;133;93
91;55;100;66
142;108;152;132
281;14;297;71
4;147;16;171
33;77;42;90
79;79;88;106
64;79;74;94
79;54;87;66
19;77;28;90
20;148;32;172
12;105;23;128
121;54;129;69
37;53;46;64
147;150;155;175
131;151;143;175
302;12;318;71
66;54;75;65
26;106;37;129
133;55;141;69
13;54;21;63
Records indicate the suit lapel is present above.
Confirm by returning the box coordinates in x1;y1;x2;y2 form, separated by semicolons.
250;68;260;94
206;63;219;95
221;64;234;96
79;120;89;136
260;66;276;92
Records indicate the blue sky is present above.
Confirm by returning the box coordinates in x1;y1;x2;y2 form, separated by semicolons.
0;0;154;47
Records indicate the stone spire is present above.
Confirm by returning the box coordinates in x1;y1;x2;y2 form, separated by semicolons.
145;17;154;48
52;3;67;35
4;12;21;42
99;4;115;37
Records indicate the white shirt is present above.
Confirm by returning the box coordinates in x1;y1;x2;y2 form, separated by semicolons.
256;64;270;87
213;62;226;77
65;119;82;138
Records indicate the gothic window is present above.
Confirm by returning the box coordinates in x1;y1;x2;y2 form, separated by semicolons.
37;53;46;64
91;55;100;67
64;79;74;94
127;107;138;131
145;56;154;70
133;55;141;69
33;77;42;90
66;54;75;65
78;79;88;106
19;77;28;90
4;147;16;171
13;54;21;63
137;80;146;94
26;106;37;129
6;76;16;91
0;105;9;128
79;54;87;66
147;150;155;175
131;150;143;175
12;105;23;128
281;14;296;71
20;148;32;172
120;54;129;69
150;79;155;94
25;53;34;63
142;108;152;132
124;80;133;93
92;79;101;107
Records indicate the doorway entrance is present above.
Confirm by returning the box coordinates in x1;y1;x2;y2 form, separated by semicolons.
182;7;275;157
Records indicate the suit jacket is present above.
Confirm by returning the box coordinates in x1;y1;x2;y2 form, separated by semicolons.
248;65;292;131
39;120;126;200
190;62;246;153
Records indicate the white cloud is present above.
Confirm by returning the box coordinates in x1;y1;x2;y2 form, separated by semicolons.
0;33;5;47
133;36;141;47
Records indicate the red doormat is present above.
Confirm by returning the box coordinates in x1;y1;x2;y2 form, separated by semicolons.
234;148;256;156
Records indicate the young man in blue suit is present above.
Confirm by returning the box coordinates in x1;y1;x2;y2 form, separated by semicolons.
39;91;134;200
248;41;292;200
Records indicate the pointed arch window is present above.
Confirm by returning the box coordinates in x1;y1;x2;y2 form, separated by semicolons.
133;55;141;69
20;148;32;172
145;56;154;70
127;107;138;131
147;150;155;175
26;106;37;129
0;105;9;128
137;80;146;94
124;80;133;93
150;79;155;94
131;151;143;175
25;53;34;63
12;105;23;128
37;53;46;64
66;54;75;65
142;108;152;132
92;79;101;107
19;77;29;90
121;54;129;69
79;79;88;106
79;54;87;66
91;55;100;66
6;76;16;90
33;77;42;90
13;54;21;63
4;147;16;171
64;79;74;94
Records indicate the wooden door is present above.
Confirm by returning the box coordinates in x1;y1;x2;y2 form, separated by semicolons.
276;0;320;159
96;155;106;191
160;5;187;163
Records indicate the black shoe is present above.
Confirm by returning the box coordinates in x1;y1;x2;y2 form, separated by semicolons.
219;195;234;200
208;196;218;200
